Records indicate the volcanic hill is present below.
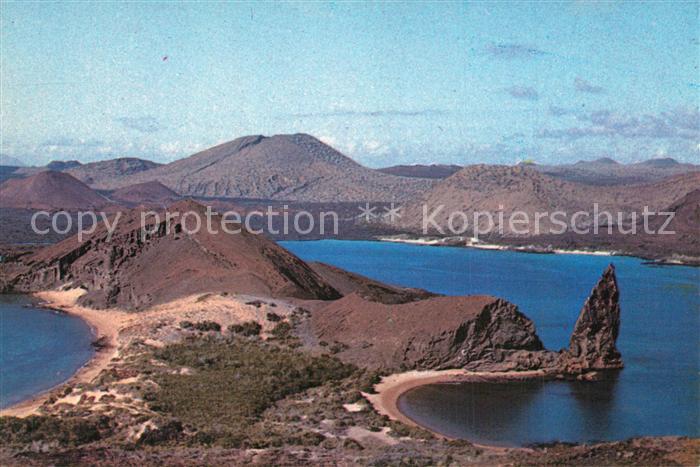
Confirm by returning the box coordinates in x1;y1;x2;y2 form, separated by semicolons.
0;200;340;309
109;181;180;206
652;188;700;235
398;165;700;236
87;134;434;202
66;157;161;186
494;187;700;263
0;171;110;211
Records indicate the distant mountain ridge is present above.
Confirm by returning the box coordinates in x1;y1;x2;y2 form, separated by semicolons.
1;135;697;212
86;133;434;202
533;157;699;185
398;164;700;236
636;157;680;168
13;157;160;184
379;157;698;185
47;160;82;171
66;158;162;186
579;157;618;165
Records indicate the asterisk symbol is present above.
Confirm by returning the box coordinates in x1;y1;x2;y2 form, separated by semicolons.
382;203;402;223
357;202;378;222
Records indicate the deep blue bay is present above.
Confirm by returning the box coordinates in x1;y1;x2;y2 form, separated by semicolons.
282;240;700;445
0;295;94;409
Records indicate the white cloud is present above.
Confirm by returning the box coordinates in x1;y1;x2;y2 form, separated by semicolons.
363;140;383;152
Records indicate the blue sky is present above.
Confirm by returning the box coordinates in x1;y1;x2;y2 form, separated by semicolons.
1;1;698;166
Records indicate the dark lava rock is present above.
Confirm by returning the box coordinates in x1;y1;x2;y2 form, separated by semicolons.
559;264;623;373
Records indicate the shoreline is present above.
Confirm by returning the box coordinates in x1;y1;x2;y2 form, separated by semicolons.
364;369;548;448
0;289;130;417
374;235;700;267
377;234;615;256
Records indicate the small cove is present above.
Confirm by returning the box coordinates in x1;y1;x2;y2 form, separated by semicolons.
282;240;700;445
0;295;94;409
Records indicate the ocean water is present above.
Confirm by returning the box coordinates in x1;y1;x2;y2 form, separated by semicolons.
0;295;94;409
282;240;700;445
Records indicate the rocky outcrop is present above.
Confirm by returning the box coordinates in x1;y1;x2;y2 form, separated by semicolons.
404;298;558;372
558;264;623;373
311;265;623;376
0;201;340;309
311;293;556;371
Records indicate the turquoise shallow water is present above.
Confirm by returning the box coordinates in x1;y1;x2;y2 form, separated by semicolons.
0;295;94;409
282;240;700;445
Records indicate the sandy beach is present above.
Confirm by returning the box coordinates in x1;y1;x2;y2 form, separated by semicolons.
364;369;547;441
0;289;131;417
376;235;617;256
0;289;295;417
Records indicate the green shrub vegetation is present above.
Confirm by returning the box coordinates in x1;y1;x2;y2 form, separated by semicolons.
150;337;355;447
266;312;282;322
0;415;105;446
270;321;292;340
180;320;221;332
192;320;221;332
227;321;261;336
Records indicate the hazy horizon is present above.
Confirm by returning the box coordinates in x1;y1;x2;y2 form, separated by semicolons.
1;131;697;169
1;2;698;167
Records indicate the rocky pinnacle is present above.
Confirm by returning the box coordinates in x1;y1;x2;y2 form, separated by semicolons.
562;264;623;372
